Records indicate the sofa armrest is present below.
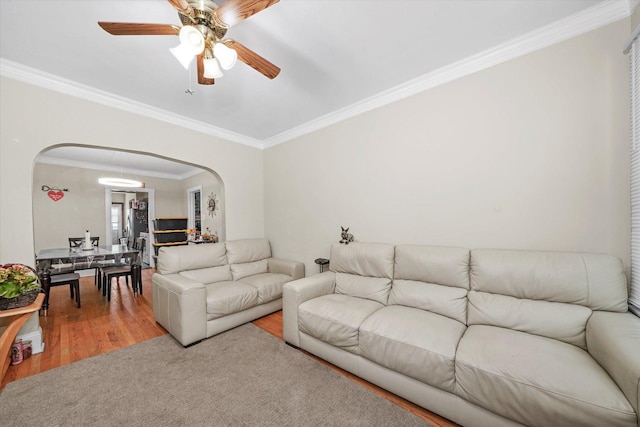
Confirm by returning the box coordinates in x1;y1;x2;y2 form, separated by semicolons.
587;311;640;419
282;271;335;346
268;257;305;280
151;273;207;346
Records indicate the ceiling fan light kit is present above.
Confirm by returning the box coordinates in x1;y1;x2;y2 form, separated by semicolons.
98;0;282;86
213;42;237;70
203;55;224;79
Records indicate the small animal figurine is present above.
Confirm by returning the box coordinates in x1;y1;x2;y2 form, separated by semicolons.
340;227;354;245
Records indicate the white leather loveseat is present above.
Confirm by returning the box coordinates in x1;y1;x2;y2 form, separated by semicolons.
153;238;304;346
283;242;640;427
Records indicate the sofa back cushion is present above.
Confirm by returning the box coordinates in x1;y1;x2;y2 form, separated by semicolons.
469;249;628;348
390;280;468;324
225;238;271;264
394;245;470;288
467;291;592;348
389;245;470;324
180;265;232;284
157;242;227;275
335;272;391;305
470;249;628;310
330;243;395;304
231;259;269;281
329;242;395;279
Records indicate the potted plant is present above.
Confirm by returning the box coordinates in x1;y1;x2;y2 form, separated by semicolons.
0;264;41;310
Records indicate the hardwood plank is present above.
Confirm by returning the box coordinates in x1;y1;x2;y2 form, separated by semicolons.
1;269;457;427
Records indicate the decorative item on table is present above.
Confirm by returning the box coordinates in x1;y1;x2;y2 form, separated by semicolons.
0;263;41;310
83;229;93;250
186;228;199;241
202;227;218;243
339;227;354;245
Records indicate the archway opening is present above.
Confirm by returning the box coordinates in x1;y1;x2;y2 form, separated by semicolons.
33;144;225;269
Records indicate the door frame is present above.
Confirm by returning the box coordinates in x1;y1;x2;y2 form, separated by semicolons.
187;185;203;232
110;202;125;245
104;187;156;267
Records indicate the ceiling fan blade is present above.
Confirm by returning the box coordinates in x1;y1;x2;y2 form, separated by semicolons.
214;0;279;28
167;0;194;18
98;22;180;36
197;54;215;85
224;40;280;79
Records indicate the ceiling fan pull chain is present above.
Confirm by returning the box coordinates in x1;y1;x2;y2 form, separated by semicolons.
185;63;195;95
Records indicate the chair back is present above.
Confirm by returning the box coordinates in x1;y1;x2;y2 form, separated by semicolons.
69;237;99;248
136;237;146;258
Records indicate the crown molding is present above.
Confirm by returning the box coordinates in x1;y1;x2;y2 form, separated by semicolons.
262;0;631;148
0;59;263;149
1;0;632;151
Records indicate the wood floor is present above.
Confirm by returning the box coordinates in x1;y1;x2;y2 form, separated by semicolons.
2;270;457;427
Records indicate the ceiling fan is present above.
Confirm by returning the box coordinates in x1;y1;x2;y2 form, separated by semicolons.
98;0;281;85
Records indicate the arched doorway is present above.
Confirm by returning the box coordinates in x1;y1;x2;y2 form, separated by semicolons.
33;144;225;270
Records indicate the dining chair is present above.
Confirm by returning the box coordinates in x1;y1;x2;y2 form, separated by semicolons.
68;236;109;287
101;264;133;302
49;268;81;308
98;244;136;301
135;237;146;263
68;236;99;248
101;236;146;300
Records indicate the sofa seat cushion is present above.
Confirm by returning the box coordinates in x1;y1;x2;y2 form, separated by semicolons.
359;305;465;393
456;325;636;427
238;272;292;304
205;281;259;320
298;294;384;354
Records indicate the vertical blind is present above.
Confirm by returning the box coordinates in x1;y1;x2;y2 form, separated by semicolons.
630;34;640;316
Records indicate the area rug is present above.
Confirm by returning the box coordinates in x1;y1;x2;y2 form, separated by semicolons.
0;324;432;426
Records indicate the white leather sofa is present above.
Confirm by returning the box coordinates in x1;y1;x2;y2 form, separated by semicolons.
283;242;640;427
153;238;304;346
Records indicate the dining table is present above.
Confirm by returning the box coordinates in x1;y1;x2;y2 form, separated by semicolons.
35;245;142;315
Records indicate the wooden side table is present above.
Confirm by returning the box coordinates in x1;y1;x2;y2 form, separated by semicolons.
0;293;45;380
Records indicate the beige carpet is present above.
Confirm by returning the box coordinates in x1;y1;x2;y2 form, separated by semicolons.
0;324;432;426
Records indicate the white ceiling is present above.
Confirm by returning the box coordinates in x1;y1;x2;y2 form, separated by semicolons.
0;0;634;172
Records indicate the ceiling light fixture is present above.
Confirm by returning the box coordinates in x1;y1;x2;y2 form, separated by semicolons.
98;177;144;188
170;25;205;69
204;56;224;79
213;42;238;70
99;0;282;86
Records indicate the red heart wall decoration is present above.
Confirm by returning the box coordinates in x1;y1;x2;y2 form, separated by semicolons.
48;190;64;202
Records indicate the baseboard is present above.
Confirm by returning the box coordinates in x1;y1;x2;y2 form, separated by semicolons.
17;326;45;354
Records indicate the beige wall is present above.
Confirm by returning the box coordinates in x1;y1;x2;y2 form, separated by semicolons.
264;19;631;275
0;17;632;279
631;3;640;30
32;162;189;251
0;78;264;265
